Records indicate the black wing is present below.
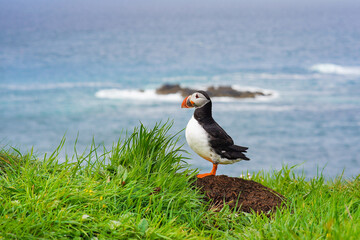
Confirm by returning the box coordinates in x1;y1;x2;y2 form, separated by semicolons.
204;121;250;160
203;121;234;148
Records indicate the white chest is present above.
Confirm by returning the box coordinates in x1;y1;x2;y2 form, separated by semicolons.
185;116;212;160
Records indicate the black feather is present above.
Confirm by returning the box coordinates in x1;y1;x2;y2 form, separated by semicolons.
215;145;250;160
194;100;250;161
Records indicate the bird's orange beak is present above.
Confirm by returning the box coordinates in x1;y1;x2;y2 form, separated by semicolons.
181;95;195;108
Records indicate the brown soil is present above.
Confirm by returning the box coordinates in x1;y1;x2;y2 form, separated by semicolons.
194;175;286;214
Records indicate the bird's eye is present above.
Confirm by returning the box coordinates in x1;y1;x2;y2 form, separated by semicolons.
195;94;199;98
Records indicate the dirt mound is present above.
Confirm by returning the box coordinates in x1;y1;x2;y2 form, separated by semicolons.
194;175;286;214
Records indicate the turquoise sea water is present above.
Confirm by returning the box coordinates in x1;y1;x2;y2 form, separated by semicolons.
1;0;360;177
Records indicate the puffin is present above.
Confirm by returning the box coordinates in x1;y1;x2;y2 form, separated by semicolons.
181;90;250;178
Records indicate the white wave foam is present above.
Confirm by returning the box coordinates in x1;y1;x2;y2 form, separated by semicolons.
95;89;182;102
232;85;279;101
95;85;277;102
310;64;360;75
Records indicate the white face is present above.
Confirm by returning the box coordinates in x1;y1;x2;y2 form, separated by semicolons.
189;92;210;108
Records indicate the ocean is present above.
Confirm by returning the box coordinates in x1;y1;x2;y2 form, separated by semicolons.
1;0;360;178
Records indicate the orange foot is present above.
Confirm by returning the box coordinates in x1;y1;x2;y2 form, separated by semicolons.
197;163;218;178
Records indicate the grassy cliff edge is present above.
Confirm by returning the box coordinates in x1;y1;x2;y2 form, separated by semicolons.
1;122;359;239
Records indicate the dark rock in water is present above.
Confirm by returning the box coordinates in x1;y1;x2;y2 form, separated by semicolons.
207;86;266;98
156;84;183;94
155;84;271;98
194;175;286;214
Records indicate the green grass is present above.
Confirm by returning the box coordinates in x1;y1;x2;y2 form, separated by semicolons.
1;122;359;239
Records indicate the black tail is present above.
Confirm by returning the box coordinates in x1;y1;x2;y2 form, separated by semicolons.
231;145;248;152
217;145;250;160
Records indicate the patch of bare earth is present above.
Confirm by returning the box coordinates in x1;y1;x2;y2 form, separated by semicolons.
194;175;286;214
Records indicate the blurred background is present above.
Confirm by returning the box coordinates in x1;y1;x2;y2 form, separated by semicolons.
1;0;360;177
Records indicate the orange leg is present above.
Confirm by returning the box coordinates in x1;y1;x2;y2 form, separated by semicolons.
197;163;218;178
